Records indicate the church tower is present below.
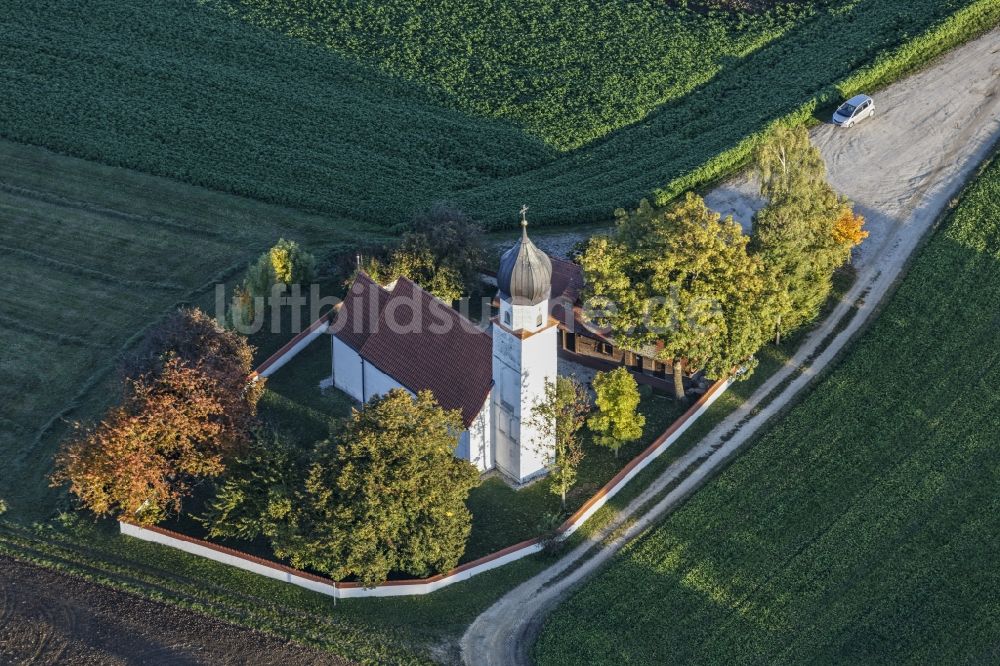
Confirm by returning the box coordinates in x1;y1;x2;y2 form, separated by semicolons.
491;208;558;484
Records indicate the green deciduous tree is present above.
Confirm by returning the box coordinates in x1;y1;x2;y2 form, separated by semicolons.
533;376;591;508
269;237;317;285
581;193;774;403
363;235;464;303
753;125;867;343
410;203;486;290
271;389;480;587
588;368;645;457
229;239;316;327
359;204;484;303
201;429;307;542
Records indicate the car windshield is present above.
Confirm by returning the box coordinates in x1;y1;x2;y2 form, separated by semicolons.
838;102;857;116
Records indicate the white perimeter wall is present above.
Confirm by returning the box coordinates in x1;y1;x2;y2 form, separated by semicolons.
120;521;544;599
119;378;731;599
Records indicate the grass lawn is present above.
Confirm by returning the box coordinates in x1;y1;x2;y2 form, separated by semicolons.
464;391;682;560
0;139;384;524
534;154;1000;664
241;328;684;563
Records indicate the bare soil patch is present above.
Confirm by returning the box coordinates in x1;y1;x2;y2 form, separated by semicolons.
0;556;348;666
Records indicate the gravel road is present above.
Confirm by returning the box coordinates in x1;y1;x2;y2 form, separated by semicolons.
463;26;1000;666
0;556;347;665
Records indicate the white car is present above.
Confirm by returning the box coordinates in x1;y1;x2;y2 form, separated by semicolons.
833;94;875;128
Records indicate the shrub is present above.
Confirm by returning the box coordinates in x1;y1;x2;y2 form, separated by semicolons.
269;238;316;285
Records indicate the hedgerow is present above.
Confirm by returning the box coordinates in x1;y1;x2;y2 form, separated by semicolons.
534;152;1000;664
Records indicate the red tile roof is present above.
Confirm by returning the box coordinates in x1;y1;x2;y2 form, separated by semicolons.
548;256;585;328
550;256;585;301
331;272;391;352
332;274;493;428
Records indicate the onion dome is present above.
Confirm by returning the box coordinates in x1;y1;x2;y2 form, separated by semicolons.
497;213;552;306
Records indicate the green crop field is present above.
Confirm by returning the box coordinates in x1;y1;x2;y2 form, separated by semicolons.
2;0;997;227
534;153;1000;664
2;0;999;662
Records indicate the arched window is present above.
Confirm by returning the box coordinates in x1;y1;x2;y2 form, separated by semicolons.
504;310;511;326
536;313;543;327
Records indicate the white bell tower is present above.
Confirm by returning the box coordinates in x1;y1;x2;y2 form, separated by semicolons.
491;206;558;484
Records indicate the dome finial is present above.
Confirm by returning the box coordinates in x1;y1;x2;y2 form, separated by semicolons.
497;204;552;306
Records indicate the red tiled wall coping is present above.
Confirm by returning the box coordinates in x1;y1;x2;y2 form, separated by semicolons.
250;309;336;380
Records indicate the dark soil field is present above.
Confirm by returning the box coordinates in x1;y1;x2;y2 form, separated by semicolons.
0;556;348;665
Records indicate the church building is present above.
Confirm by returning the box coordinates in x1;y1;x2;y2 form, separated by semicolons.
329;215;559;485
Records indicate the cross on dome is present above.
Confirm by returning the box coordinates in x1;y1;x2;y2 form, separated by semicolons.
497;203;551;306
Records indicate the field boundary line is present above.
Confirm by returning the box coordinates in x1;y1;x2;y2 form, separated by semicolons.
0;244;183;291
0;181;232;240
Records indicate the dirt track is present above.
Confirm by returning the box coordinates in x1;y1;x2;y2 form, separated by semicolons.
706;29;1000;271
463;25;1000;666
0;556;346;666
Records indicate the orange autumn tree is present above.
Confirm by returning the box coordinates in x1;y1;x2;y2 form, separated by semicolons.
124;307;264;445
832;206;869;260
54;357;228;523
53;308;261;524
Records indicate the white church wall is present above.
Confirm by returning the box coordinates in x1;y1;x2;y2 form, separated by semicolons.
465;393;492;472
332;336;364;402
332;335;416;405
514;323;559;482
334;334;488;472
362;361;411;402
